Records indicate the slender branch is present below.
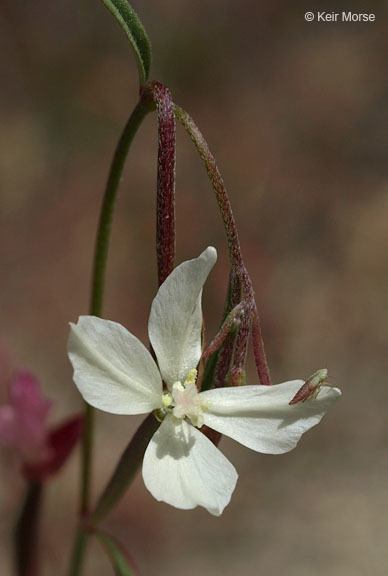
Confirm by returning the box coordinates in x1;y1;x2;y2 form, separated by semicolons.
90;94;155;318
68;94;154;576
203;302;244;358
251;307;271;386
67;529;88;576
83;93;154;516
174;106;243;273
14;482;42;576
69;85;174;576
94;529;139;575
174;105;271;386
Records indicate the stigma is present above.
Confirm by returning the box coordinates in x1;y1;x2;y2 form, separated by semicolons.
160;369;208;427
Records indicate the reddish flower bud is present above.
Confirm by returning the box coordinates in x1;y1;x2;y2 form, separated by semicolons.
23;415;83;482
0;371;52;463
0;370;83;482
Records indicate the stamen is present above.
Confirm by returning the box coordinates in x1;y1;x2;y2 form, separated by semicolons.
184;369;197;386
162;393;173;407
159;369;208;427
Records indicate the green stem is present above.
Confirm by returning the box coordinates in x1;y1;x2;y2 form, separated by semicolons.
67;529;88;576
83;96;154;513
90;96;155;318
68;95;154;576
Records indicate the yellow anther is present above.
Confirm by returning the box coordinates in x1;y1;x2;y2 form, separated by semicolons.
162;394;173;408
184;368;197;386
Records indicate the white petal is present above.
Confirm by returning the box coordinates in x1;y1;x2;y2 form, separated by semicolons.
201;380;341;454
148;247;217;387
142;415;238;516
67;316;162;414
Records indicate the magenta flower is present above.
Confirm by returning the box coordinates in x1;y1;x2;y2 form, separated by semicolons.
0;370;83;481
0;371;52;463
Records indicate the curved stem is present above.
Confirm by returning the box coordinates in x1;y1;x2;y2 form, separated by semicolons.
90;96;155;318
83;95;154;515
174;106;243;272
174;105;271;386
73;81;175;542
203;302;244;359
68;95;154;576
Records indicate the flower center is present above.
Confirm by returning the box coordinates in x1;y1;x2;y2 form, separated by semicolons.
161;369;207;428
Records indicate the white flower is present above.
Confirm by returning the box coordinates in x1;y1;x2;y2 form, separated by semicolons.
67;247;341;516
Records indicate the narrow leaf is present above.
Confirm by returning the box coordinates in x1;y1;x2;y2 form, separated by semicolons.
91;414;159;524
100;0;151;84
96;530;137;576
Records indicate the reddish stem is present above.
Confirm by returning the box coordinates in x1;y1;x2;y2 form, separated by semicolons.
251;308;271;387
149;82;176;286
174;106;242;272
203;302;244;359
175;106;271;386
14;482;42;576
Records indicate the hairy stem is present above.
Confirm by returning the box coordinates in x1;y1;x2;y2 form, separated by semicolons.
203;302;244;359
149;81;176;285
174;105;271;386
174;106;243;272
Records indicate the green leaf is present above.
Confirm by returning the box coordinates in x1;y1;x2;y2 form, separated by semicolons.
90;414;159;525
201;348;219;391
100;0;152;84
96;530;137;576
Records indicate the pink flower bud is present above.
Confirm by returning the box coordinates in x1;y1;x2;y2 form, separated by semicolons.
0;371;52;463
0;370;83;482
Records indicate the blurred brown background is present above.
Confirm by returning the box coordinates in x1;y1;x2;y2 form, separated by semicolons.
1;0;388;574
